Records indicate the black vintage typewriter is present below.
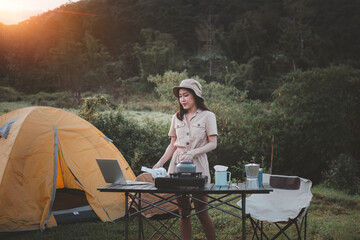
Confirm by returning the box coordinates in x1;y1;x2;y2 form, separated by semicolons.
155;172;208;189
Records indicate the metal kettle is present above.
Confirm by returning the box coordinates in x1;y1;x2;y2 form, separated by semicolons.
245;162;260;178
176;161;196;173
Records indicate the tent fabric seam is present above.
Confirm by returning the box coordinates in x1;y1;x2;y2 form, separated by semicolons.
43;126;59;230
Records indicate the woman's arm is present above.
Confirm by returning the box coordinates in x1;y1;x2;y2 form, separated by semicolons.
153;136;177;169
180;135;217;161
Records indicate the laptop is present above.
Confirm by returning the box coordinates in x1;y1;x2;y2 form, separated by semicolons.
96;158;150;185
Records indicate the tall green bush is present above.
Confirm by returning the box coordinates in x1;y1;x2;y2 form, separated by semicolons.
204;81;273;178
148;70;191;102
93;112;169;174
324;153;360;195
271;65;360;184
0;86;22;102
78;96;169;175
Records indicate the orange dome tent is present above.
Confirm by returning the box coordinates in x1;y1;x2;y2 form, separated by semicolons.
0;106;135;231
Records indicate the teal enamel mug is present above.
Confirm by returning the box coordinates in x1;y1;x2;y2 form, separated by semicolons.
215;171;231;186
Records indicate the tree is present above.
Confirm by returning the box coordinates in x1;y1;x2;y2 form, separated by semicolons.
43;32;110;103
0;23;7;83
278;0;317;71
134;28;176;78
271;65;360;183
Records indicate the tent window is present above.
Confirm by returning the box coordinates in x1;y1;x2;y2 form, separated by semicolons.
0;118;17;139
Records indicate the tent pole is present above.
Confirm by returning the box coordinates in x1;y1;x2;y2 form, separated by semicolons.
43;126;59;230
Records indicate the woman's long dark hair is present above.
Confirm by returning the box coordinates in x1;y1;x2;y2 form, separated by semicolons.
176;88;209;120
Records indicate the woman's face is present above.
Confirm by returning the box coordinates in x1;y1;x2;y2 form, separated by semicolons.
179;88;196;111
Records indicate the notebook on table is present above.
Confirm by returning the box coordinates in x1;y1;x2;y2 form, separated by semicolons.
96;158;150;185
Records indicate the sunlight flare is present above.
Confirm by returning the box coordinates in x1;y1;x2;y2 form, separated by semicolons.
0;0;80;25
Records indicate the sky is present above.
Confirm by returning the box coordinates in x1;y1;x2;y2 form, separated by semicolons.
0;0;80;25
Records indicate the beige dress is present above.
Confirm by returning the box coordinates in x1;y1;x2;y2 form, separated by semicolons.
167;109;217;183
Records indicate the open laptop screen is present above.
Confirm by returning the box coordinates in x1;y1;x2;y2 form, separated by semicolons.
96;158;127;184
96;158;151;185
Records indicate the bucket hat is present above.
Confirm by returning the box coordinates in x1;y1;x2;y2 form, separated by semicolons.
173;79;204;101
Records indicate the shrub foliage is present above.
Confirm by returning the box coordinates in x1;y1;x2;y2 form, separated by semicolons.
271;65;360;184
77;66;360;193
148;67;360;188
79;96;169;175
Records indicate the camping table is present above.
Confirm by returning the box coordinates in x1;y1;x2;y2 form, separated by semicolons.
98;183;272;240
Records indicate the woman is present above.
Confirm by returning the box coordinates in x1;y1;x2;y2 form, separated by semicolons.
153;79;217;240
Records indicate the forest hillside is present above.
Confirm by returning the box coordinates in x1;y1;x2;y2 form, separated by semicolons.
0;0;359;193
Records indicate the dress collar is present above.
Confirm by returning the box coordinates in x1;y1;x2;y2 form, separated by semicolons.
182;109;202;123
190;109;202;121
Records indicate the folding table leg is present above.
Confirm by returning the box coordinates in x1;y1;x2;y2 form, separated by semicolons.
304;212;307;240
242;193;246;240
125;192;129;240
138;192;143;240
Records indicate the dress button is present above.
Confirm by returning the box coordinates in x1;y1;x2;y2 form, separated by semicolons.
186;142;189;145
187;132;189;135
198;124;200;126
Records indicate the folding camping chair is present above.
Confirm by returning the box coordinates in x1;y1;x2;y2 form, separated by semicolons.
240;174;313;240
130;173;181;240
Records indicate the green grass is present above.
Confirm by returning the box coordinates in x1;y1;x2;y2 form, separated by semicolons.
306;185;360;240
0;101;33;115
0;102;171;127
123;110;171;126
1;187;359;240
0;101;80;116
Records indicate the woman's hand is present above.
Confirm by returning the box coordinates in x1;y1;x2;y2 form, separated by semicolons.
179;153;194;162
184;136;217;157
152;161;163;169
